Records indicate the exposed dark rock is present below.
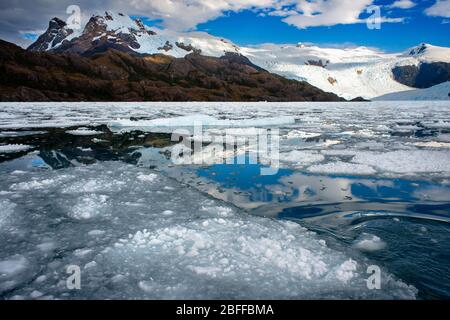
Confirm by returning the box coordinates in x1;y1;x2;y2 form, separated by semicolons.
175;42;201;54
28;18;74;52
392;62;450;88
327;77;337;85
351;96;370;102
158;41;173;52
305;60;329;68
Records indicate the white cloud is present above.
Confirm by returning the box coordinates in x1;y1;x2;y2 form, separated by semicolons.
280;0;403;28
425;0;450;18
388;0;416;9
285;0;372;28
128;0;405;30
126;0;276;30
0;0;410;47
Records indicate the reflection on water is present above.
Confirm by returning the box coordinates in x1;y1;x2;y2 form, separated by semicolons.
186;157;450;300
192;158;450;222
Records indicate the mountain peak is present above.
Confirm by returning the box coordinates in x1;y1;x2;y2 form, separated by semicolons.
27;17;74;52
408;43;430;56
403;43;450;63
27;11;240;58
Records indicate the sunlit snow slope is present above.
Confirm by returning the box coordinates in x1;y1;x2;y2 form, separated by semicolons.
243;43;450;100
374;81;450;101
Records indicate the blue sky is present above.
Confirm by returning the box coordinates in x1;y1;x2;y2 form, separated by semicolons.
1;0;449;51
195;1;450;51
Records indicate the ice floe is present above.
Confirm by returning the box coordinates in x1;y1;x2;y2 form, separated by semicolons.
283;130;321;140
0;144;32;153
353;234;387;252
66;128;102;136
280;150;325;166
351;150;450;174
109;115;296;132
308;162;377;175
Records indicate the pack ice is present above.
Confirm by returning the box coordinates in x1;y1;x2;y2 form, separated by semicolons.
0;162;416;299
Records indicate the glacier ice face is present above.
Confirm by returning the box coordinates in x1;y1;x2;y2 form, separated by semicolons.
0;161;417;299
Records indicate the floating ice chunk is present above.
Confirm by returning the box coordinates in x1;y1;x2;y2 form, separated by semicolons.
284;130;321;140
355;141;386;150
334;259;358;283
354;234;386;252
0;131;46;138
340;129;375;137
68;195;109;220
201;206;233;217
187;265;222;276
30;290;43;299
66;128;102;136
281;150;325;166
424;121;450;129
351;150;450;174
321;140;341;147
321;149;358;156
0;199;16;229
308;161;377;175
36;242;56;252
393;125;421;131
11;170;26;175
0;144;32;153
437;134;450;142
10;178;57;191
88;230;106;236
0;255;28;277
62;179;124;194
137;173;158;183
162;210;174;216
84;261;97;269
109;115;295;132
410;141;450;149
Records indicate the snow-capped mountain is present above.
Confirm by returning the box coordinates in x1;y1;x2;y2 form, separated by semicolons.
242;43;450;100
28;11;450;100
28;11;240;58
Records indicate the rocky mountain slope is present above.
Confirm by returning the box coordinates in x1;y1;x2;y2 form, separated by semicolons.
0;40;342;102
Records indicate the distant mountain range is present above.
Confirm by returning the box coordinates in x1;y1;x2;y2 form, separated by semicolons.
3;11;450;101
